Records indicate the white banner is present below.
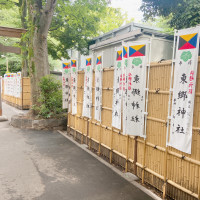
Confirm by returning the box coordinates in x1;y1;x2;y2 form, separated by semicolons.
0;76;2;94
122;44;128;134
94;53;103;122
82;56;93;118
125;42;148;137
15;72;21;98
71;59;77;115
168;27;200;154
62;60;71;109
112;47;123;129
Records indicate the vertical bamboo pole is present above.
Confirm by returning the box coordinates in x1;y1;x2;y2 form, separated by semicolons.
142;139;146;184
81;117;84;144
134;136;138;175
163;31;177;199
98;124;102;156
125;135;129;172
74;115;77;140
110;127;114;163
86;118;89;145
198;166;200;199
89;120;91;150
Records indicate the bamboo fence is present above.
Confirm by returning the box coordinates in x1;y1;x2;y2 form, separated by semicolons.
67;59;200;200
2;77;31;110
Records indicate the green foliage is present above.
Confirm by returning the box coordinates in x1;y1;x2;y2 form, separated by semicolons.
32;75;63;119
49;0;128;59
141;0;200;29
181;51;192;62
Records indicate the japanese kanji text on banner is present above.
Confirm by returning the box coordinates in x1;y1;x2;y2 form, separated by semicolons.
112;47;123;129
168;27;200;154
62;60;71;110
94;53;103;122
82;56;93;118
71;59;77;115
122;44;128;134
125;42;149;137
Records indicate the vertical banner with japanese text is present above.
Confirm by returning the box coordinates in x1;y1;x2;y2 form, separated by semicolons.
82;56;93;118
168;27;200;154
94;53;103;122
112;47;123;129
71;59;77;115
0;76;2;94
125;42;148;137
122;44;128;134
15;72;21;98
62;60;71;109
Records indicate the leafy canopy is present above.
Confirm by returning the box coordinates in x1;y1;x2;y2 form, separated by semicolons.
141;0;200;29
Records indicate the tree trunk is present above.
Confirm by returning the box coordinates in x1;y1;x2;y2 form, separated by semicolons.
19;0;28;77
28;0;57;111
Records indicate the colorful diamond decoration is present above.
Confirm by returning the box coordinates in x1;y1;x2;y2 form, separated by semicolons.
96;56;102;65
123;46;128;58
71;60;76;67
116;50;122;61
63;62;70;69
178;33;198;50
86;58;91;66
129;45;146;57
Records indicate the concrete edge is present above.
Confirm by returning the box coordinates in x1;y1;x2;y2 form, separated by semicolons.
57;130;162;200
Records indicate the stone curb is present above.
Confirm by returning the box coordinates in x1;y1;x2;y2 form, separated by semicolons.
11;115;67;130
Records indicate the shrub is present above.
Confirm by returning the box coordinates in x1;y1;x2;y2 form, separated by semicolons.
33;75;63;119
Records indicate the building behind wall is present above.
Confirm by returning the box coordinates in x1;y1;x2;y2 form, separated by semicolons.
70;22;174;70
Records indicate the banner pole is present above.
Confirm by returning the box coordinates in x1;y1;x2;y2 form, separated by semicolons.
163;30;177;199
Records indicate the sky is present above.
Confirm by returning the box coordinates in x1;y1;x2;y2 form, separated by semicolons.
110;0;143;22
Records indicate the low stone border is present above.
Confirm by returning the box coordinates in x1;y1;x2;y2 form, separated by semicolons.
11;114;67;130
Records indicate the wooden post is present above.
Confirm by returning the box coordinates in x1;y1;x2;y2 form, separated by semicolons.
198;166;200;200
0;81;2;116
142;139;147;184
98;124;102;156
74;115;77;140
110;127;114;164
81;117;84;144
125;135;129;172
86;118;89;146
134;136;138;175
163;146;168;199
89;120;91;150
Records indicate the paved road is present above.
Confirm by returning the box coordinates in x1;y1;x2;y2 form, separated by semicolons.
0;103;154;200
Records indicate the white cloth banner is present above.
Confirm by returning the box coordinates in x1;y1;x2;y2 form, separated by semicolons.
122;44;128;134
168;27;200;154
71;59;77;115
82;56;93;118
15;72;21;98
125;42;148;137
112;47;123;129
94;53;103;122
62;60;71;109
0;76;2;94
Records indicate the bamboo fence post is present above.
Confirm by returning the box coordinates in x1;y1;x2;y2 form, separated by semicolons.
142;139;147;184
163;147;168;199
110;127;114;164
89;120;91;150
98;124;102;156
198;166;200;199
86;118;89;146
74;115;77;140
134;136;138;175
81;117;84;144
125;135;129;172
163;31;177;199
